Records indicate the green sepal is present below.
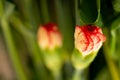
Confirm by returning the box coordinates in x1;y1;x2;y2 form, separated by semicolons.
41;47;64;72
72;49;98;70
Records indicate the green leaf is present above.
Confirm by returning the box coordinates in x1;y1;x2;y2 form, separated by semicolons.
79;0;100;24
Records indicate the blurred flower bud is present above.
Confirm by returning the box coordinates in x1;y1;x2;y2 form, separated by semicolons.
38;23;62;50
72;25;106;70
37;23;63;72
74;25;106;56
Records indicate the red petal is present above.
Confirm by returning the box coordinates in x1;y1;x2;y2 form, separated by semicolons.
83;33;94;55
91;33;101;51
75;32;89;52
75;28;94;56
96;33;106;42
74;26;82;39
74;25;106;56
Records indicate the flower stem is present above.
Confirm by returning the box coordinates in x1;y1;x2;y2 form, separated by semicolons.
75;0;81;25
0;0;4;18
40;0;50;23
52;70;62;80
72;70;81;80
72;69;88;80
26;38;48;80
110;30;116;59
9;15;47;80
1;18;28;80
103;44;120;80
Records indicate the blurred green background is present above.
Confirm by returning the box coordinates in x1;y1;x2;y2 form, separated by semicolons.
0;0;120;80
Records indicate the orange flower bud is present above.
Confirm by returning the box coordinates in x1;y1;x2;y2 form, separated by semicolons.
74;25;106;56
38;23;62;50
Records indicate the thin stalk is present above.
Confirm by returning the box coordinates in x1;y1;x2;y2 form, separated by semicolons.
14;0;40;30
110;30;116;59
54;0;66;48
0;0;4;18
54;0;65;27
73;70;81;80
9;15;34;37
40;0;50;23
52;70;62;80
110;17;120;58
64;60;73;80
26;37;48;80
54;0;74;51
32;0;42;26
75;0;80;25
72;69;87;80
1;18;28;80
10;15;47;80
119;60;120;77
103;44;120;80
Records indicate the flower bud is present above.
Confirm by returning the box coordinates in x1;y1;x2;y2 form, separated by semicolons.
72;25;106;70
37;23;63;72
37;23;62;50
74;25;106;56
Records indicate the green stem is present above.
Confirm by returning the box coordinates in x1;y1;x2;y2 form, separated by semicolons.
119;60;120;77
64;60;73;80
9;15;34;37
103;44;120;80
72;69;87;80
26;38;47;80
52;70;62;80
10;15;47;80
0;0;4;18
1;18;28;80
40;0;50;23
73;70;81;80
54;0;74;52
110;30;116;59
75;0;81;25
14;0;40;30
54;0;65;26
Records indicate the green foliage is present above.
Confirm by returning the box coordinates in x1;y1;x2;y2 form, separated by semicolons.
79;0;98;24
